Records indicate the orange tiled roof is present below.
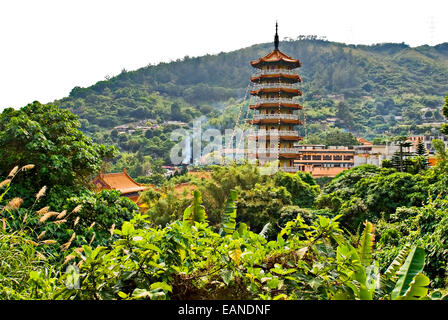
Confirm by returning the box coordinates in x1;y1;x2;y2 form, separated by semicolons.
93;169;148;194
357;137;373;145
251;49;301;68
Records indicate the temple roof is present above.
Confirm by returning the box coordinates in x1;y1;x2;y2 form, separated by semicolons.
250;49;301;69
93;168;148;194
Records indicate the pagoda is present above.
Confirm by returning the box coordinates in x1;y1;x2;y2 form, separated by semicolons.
249;23;303;172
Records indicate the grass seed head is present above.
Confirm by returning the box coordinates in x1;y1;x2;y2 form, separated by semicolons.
89;234;95;245
21;164;35;171
41;239;57;245
6;198;23;211
36;206;50;215
39;211;58;223
71;205;82;213
60;241;72;251
37;231;47;240
64;254;75;264
56;210;67;219
8;166;19;177
36;251;47;261
0;179;11;189
36;186;47;200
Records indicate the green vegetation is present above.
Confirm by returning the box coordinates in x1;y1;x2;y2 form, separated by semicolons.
0;101;117;208
1;39;448;300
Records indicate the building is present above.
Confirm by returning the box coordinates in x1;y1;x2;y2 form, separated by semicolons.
353;144;400;167
92;168;149;203
248;23;303;172
293;145;355;177
357;137;373;146
407;135;448;154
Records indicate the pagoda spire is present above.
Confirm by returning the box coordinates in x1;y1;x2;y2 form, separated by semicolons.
274;21;279;51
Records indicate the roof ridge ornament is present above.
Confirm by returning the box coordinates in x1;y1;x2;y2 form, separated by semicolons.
274;21;279;51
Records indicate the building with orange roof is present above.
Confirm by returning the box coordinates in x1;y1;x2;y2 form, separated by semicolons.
357;137;373;145
92;168;150;203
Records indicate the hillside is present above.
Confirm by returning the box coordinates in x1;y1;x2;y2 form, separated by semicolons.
53;39;448;160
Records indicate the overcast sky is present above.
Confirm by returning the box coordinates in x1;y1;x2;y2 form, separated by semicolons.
0;0;447;111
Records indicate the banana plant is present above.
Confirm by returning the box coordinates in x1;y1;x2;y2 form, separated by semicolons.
220;190;238;236
388;246;429;300
182;190;207;225
332;221;430;300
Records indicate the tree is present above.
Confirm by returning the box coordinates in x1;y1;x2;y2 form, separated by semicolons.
412;139;428;172
416;139;426;156
432;139;448;173
377;196;448;288
0;102;117;205
391;136;413;172
110;129;119;140
302;127;359;147
170;103;182;121
273;171;319;208
317;165;429;231
335;101;354;129
441;92;448;135
237;183;292;234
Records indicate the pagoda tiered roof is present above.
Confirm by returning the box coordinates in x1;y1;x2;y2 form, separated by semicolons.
250;72;301;82
250;87;302;96
249;100;303;110
250;49;301;69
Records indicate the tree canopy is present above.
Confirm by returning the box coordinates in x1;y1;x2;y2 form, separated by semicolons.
0;101;117;205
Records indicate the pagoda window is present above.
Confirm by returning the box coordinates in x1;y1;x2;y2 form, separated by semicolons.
312;155;322;160
333;155;342;161
323;155;332;160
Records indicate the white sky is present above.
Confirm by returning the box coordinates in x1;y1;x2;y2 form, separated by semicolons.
0;0;447;110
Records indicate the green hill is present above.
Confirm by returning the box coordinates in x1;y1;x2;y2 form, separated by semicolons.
53;39;448;161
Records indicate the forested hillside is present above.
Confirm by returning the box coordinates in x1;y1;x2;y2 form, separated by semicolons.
54;39;448;160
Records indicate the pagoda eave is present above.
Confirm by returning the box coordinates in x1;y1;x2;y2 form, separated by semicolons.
250;88;302;96
250;74;301;82
249;103;303;110
249;119;303;125
251;61;301;69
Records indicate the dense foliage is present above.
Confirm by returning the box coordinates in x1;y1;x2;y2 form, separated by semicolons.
0;101;117;207
1;46;448;300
